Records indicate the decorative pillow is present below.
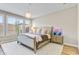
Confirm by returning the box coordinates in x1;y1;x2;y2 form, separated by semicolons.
35;28;41;34
29;27;33;34
41;27;48;35
32;27;37;34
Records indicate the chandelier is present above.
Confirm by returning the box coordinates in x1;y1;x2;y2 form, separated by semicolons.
25;3;32;19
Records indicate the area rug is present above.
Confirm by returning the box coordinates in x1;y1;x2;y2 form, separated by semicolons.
0;46;4;55
1;41;63;55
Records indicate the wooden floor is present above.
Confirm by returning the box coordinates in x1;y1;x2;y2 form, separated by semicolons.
61;45;79;55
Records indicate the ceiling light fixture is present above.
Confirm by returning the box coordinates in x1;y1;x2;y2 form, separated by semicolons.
25;3;32;19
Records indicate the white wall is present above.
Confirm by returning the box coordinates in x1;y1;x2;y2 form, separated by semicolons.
33;7;77;47
77;4;79;50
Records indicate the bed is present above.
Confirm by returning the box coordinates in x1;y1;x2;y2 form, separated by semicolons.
17;33;50;53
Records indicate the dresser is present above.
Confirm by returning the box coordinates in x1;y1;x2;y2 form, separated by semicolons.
51;35;63;44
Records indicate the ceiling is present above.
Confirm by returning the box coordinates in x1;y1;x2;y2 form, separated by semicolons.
0;3;77;18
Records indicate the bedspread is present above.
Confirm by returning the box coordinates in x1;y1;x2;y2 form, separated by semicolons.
21;33;42;42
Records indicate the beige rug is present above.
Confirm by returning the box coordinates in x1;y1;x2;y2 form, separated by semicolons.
0;46;4;55
1;41;63;55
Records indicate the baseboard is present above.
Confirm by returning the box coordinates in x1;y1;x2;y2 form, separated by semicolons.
64;43;78;48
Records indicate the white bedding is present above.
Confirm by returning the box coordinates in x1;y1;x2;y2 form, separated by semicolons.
20;33;51;42
21;33;42;42
18;33;51;49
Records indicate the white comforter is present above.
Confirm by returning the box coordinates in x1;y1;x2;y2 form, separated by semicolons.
21;33;42;42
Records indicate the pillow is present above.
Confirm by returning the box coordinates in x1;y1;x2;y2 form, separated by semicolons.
41;28;48;35
29;27;37;34
29;27;33;34
35;28;41;34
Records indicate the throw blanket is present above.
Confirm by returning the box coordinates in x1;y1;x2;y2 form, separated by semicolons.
21;33;42;42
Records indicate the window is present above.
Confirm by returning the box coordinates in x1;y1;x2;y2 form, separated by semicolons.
0;14;31;36
25;19;31;25
25;19;31;27
0;15;4;36
16;18;24;34
7;16;16;35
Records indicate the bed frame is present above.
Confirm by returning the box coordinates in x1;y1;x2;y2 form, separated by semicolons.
17;34;50;54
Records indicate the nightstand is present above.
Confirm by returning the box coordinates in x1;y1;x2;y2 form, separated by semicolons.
51;35;63;44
